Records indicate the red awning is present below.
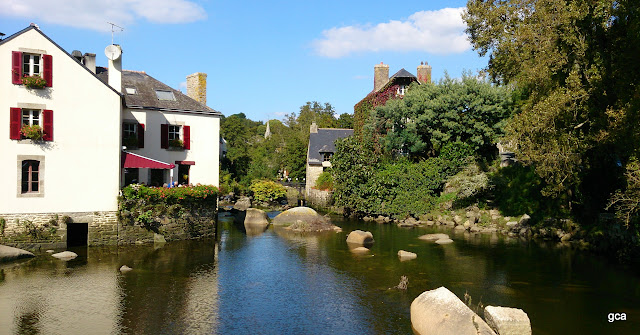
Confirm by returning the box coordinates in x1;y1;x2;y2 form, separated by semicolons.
122;151;175;169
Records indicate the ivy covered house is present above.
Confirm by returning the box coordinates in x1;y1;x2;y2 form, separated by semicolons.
353;62;432;134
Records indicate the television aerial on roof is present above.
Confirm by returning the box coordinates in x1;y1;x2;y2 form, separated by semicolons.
107;21;124;45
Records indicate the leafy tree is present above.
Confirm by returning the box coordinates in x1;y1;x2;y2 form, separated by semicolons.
335;113;354;129
373;75;514;159
464;0;640;222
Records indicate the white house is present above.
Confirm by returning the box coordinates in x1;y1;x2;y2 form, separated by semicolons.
0;24;222;246
96;69;222;187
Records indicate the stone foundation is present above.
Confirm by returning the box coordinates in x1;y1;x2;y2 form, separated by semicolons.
0;208;216;250
307;188;332;207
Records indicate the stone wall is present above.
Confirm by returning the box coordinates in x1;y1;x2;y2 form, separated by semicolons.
305;164;323;197
0;207;216;250
307;188;333;207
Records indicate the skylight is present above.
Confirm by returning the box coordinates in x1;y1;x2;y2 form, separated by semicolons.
125;87;137;94
155;90;176;101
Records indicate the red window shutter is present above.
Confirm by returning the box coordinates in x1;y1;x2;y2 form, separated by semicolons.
10;107;21;139
138;123;145;148
12;51;22;84
43;109;53;141
183;125;190;149
43;54;52;87
161;124;168;149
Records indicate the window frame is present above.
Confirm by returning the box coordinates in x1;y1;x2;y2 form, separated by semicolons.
21;109;41;127
22;53;42;77
168;125;181;141
17;155;45;197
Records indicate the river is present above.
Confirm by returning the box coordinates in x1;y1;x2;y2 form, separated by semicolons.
0;212;638;334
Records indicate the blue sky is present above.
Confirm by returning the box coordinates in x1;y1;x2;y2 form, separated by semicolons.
1;0;487;122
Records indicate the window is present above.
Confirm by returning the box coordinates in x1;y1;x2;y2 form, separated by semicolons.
21;160;39;193
168;125;180;141
161;124;190;149
155;90;176;101
22;109;40;126
125;87;137;94
323;153;333;162
122;122;144;148
22;54;41;76
10;107;53;141
397;85;408;96
12;51;52;87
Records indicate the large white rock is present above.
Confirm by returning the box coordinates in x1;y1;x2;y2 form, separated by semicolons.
411;287;496;335
272;206;325;226
346;230;374;246
484;306;531;335
435;238;454;245
0;245;35;262
244;208;269;226
51;251;78;260
397;250;417;260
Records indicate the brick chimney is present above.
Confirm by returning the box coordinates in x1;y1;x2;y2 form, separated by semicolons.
417;61;432;84
310;121;318;134
186;72;207;105
374;62;389;92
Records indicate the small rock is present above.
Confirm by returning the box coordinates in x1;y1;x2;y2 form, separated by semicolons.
46;249;55;253
506;221;518;228
349;246;370;254
560;233;572;242
333;226;343;232
518;214;531;226
418;233;450;241
435;238;454;245
454;225;466;231
398;250;417;260
484;306;531;335
120;265;133;273
51;251;78;260
470;226;481;233
346;230;374;246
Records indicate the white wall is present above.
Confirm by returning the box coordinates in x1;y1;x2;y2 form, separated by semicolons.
0;28;122;214
124;108;220;187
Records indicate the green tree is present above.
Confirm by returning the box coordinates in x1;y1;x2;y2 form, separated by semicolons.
464;0;640;220
335;113;354;129
373;75;514;159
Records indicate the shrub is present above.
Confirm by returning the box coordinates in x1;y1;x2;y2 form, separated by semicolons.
21;124;43;140
22;75;47;89
315;171;333;190
250;180;286;202
169;138;184;148
446;163;490;199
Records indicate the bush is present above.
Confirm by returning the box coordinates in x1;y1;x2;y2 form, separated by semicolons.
250;180;286;202
315;171;333;190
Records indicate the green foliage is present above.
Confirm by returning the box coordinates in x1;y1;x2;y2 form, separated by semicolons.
168;138;184;148
118;184;218;230
250;180;287;202
0;217;5;236
21;124;43;141
447;163;490;200
315;171;333;191
21;75;47;89
464;0;640;218
607;158;640;227
372;75;514;159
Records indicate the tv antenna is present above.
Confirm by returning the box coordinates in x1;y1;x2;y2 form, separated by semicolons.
107;22;124;45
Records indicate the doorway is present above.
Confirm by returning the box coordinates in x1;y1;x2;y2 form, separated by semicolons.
178;164;190;185
67;222;88;247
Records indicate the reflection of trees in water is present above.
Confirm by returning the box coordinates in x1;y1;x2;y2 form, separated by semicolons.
115;240;218;334
16;302;43;335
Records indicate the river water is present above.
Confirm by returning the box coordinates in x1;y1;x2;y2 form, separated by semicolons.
0;212;639;334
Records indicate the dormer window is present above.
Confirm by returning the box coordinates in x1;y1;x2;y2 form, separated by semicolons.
397;85;408;96
125;87;137;95
323;153;332;161
155;90;176;101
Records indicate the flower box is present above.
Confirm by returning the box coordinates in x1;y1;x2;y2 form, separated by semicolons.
21;124;43;141
21;75;48;89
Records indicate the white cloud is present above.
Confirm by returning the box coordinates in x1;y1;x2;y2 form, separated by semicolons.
0;0;207;32
313;8;470;58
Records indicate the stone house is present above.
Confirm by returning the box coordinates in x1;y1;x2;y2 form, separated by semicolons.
353;62;432;134
0;24;221;247
305;122;353;203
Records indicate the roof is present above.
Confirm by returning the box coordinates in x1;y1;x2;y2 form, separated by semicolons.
97;68;221;116
390;68;417;79
0;25;120;96
307;128;354;165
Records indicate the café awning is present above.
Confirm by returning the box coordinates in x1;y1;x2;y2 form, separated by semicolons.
122;151;175;169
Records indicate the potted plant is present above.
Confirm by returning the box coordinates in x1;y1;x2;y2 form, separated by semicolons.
21;75;47;89
168;138;184;149
21;124;43;141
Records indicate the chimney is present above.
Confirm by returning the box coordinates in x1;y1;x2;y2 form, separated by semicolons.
374;62;389;92
107;45;122;92
83;53;96;74
186;72;207;105
310;121;318;134
417;61;432;84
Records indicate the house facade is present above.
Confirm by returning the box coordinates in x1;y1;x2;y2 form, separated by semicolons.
0;25;221;247
96;69;222;187
305;122;353;204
